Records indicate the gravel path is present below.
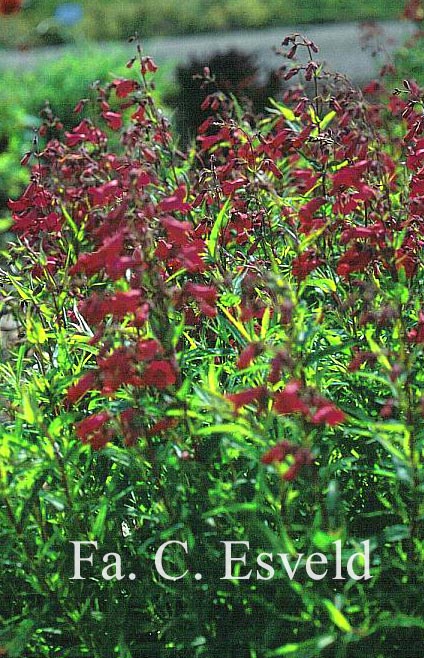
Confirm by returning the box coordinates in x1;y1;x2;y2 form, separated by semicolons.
0;20;416;84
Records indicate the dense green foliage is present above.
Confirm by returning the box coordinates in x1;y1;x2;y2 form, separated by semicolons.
2;31;424;658
0;0;404;48
394;32;424;86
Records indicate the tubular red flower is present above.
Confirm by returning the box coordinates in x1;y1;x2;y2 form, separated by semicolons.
136;339;162;361
311;403;345;426
113;78;139;98
146;417;179;437
227;386;268;411
273;380;309;416
119;408;140;447
143;360;178;389
76;412;112;449
237;342;262;370
102;111;123;131
158;186;191;214
261;442;313;481
261;441;292;464
67;371;98;404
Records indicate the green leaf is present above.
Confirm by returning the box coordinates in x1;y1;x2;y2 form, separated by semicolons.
265;635;334;657
313;529;343;551
207;197;231;258
220;292;241;307
320;109;336;130
323;600;352;633
0;217;13;233
375;613;424;630
305;277;337;294
266;98;297;123
39;490;66;512
21;389;38;425
92;497;109;539
1;620;36;658
388;282;409;304
26;318;47;345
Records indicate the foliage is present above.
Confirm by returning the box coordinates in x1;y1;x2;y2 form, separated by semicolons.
393;30;424;86
2;33;424;658
0;0;404;48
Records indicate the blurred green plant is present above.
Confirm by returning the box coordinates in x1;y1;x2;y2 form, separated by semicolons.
0;0;405;48
393;31;424;85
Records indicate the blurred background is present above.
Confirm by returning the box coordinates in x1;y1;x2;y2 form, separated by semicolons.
0;0;421;213
0;0;407;47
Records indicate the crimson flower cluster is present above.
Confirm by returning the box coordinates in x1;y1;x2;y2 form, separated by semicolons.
8;36;423;471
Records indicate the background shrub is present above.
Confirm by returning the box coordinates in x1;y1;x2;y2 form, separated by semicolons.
164;49;282;147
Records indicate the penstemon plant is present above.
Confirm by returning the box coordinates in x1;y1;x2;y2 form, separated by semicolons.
1;33;424;658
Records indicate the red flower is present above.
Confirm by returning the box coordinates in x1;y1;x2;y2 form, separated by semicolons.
273;380;309;416
298;197;326;234
131;105;146;122
76;412;111;450
395;248;417;279
158;186;191;214
227;386;268;411
348;349;376;372
237;342;263;370
67;371;98;404
408;311;424;344
31;256;58;279
98;347;143;394
140;56;158;74
88;180;122;207
65;119;105;147
130;303;150;328
70;231;134;280
340;223;386;245
113;78;139;98
311;400;346;426
178;242;207;272
143;360;178;388
160;216;192;243
292;250;322;281
221;177;247;196
331;160;368;192
261;441;292;464
106;290;142;320
102;111;123;131
0;0;21;14
79;293;106;325
404;0;424;21
363;80;384;95
184;282;218;317
268;351;291;384
137;338;162;361
261;442;313;481
336;245;374;277
146;417;179;437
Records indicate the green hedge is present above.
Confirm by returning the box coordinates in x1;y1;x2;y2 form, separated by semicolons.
1;0;404;48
